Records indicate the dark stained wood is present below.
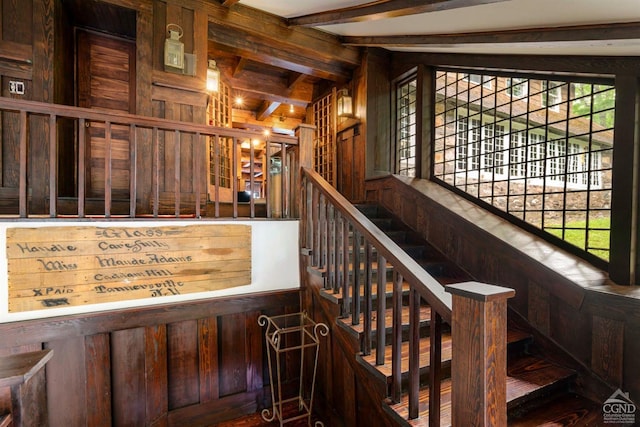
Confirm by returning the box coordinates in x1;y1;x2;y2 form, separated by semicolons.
85;334;112;427
591;315;624;386
145;325;168;426
344;21;640;48
46;337;87;426
289;0;510;26
219;313;248;397
446;282;514;426
168;320;199;410
198;317;219;402
111;327;146;427
245;311;264;393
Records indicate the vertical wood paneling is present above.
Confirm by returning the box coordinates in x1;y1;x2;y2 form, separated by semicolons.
245;311;263;392
198;317;219;402
167;320;199;409
46;337;87;426
2;0;32;43
85;334;112;427
528;280;550;335
591;315;624;385
180;103;194;192
111;327;146;427
145;325;168;426
219;313;247;397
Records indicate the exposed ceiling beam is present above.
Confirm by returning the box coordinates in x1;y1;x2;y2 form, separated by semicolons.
287;72;306;90
288;0;511;27
221;0;240;6
342;21;640;47
208;27;353;81
256;100;281;121
233;57;248;77
205;2;361;67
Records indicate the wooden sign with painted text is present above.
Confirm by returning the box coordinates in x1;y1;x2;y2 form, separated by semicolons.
7;225;251;312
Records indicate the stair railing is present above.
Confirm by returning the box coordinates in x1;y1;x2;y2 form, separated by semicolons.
301;167;451;423
0;96;297;219
301;167;515;426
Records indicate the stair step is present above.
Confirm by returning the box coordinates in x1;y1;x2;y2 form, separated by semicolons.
384;354;576;425
508;392;601;426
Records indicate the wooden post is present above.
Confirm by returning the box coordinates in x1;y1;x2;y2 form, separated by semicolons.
445;282;515;427
295;124;315;171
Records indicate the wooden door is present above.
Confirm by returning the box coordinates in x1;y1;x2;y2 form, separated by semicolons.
77;30;135;198
337;126;365;202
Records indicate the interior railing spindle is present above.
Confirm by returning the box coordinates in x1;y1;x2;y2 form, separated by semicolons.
376;253;387;365
48;114;57;217
351;228;361;326
18;111;27;217
280;142;287;217
129;124;137;218
213;135;220;218
327;204;335;291
429;312;443;427
409;288;421;420
341;218;350;318
320;195;328;282
391;270;403;403
104;121;112;218
265;140;271;218
249;138;255;218
363;240;373;356
152;126;159;218
78;118;86;218
173;129;181;217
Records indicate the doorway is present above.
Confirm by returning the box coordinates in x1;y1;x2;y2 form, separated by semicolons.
76;29;136;199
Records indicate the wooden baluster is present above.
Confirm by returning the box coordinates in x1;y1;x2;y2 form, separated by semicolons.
363;240;373;356
19;111;27;218
391;271;403;403
335;213;343;294
49;114;57;217
280;142;286;217
129;124;138;218
249;138;255;218
429;312;442;427
193;131;201;218
265;140;271;218
320;195;328;282
174;129;181;218
327;204;335;290
351;229;361;326
376;253;387;365
409;288;420;419
78;118;86;218
446;282;515;427
232;137;238;218
104;121;112;217
341;218;350;318
312;186;320;267
152;127;159;218
213;135;220;218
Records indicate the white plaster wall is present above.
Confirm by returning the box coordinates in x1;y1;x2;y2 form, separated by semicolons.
0;220;300;323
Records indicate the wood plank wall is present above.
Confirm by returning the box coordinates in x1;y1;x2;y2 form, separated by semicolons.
0;290;300;426
364;175;640;404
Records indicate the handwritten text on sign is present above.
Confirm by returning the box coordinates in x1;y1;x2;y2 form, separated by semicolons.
7;225;251;312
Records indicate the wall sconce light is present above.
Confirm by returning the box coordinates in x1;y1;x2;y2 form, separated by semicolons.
207;60;221;92
337;88;353;117
164;24;184;72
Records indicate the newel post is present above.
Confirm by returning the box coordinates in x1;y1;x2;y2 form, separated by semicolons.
295;124;315;171
445;282;515;426
295;124;316;247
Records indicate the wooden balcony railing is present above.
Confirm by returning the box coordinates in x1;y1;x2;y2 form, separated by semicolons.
0;97;298;219
301;167;515;425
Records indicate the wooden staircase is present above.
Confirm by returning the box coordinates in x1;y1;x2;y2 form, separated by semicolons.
313;202;602;426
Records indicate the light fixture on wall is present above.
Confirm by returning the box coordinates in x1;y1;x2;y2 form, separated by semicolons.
207;60;221;92
337;88;353;117
164;24;184;72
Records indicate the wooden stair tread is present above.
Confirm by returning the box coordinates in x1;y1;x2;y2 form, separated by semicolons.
506;355;576;408
338;304;433;335
319;279;410;303
361;333;454;379
385;355;576;425
508;393;601;426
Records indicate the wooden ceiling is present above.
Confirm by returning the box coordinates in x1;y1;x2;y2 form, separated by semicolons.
207;1;361;126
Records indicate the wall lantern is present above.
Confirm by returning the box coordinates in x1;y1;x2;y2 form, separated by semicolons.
207;60;221;93
164;24;184;72
337;88;353;117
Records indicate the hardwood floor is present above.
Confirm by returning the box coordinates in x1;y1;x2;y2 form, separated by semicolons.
214;405;324;426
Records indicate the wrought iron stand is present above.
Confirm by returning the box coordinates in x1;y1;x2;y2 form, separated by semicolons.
258;312;329;426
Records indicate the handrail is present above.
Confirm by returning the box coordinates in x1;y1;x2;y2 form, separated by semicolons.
0;96;298;219
301;167;451;423
302;167;452;321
